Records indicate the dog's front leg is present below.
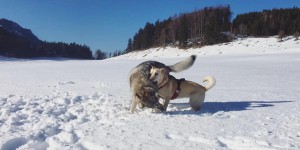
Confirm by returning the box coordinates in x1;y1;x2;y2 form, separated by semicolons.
163;99;171;111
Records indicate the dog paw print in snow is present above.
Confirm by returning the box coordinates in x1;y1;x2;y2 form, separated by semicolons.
59;81;76;85
212;111;232;119
91;82;110;89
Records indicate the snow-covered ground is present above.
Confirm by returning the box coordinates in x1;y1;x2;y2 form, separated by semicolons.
115;36;300;59
1;37;300;150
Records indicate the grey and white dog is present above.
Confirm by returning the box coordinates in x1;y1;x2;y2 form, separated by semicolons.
129;55;196;113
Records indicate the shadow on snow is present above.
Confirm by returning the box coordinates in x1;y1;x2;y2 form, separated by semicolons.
165;100;293;115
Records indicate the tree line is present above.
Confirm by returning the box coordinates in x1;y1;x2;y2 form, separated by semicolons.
126;6;300;53
36;41;93;59
232;7;300;37
94;49;124;60
126;6;232;52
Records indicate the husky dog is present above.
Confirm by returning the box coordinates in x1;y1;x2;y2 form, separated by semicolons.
129;55;196;113
149;66;215;111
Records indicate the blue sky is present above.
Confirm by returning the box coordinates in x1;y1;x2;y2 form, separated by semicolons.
0;0;299;53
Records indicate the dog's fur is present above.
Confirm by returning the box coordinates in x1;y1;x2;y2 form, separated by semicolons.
129;55;196;113
149;66;215;111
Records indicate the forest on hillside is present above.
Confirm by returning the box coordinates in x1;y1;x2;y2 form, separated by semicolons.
126;6;300;53
0;25;93;59
232;7;300;37
126;6;232;52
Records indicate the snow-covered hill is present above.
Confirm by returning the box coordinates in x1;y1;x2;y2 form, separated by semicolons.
114;36;300;59
1;37;300;149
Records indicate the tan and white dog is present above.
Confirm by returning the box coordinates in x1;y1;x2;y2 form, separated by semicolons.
150;66;216;111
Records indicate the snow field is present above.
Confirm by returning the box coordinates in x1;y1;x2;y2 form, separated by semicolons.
0;37;300;149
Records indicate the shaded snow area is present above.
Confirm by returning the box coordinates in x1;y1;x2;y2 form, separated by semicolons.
1;37;300;150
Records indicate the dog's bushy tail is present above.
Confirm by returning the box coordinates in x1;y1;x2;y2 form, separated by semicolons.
168;55;196;72
203;76;216;91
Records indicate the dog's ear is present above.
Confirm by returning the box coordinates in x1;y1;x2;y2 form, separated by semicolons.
160;68;167;74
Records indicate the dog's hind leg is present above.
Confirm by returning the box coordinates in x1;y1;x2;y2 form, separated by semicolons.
189;93;205;111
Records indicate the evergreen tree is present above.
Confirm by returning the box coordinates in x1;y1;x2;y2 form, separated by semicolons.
94;49;107;60
141;22;155;49
178;14;189;47
126;38;133;53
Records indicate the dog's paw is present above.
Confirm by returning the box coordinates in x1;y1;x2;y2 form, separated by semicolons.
151;108;162;113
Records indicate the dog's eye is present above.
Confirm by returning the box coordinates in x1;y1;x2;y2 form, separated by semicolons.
155;73;158;76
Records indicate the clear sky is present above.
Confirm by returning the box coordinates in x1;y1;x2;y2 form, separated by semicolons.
0;0;299;53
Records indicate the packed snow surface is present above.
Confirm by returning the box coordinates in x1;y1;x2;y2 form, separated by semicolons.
1;37;300;150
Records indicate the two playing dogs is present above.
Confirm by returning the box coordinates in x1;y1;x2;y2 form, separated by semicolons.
129;55;215;113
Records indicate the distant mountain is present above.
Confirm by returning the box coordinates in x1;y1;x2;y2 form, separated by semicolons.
0;18;93;59
0;18;41;45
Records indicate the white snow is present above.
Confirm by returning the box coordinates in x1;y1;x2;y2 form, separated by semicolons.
1;36;300;150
